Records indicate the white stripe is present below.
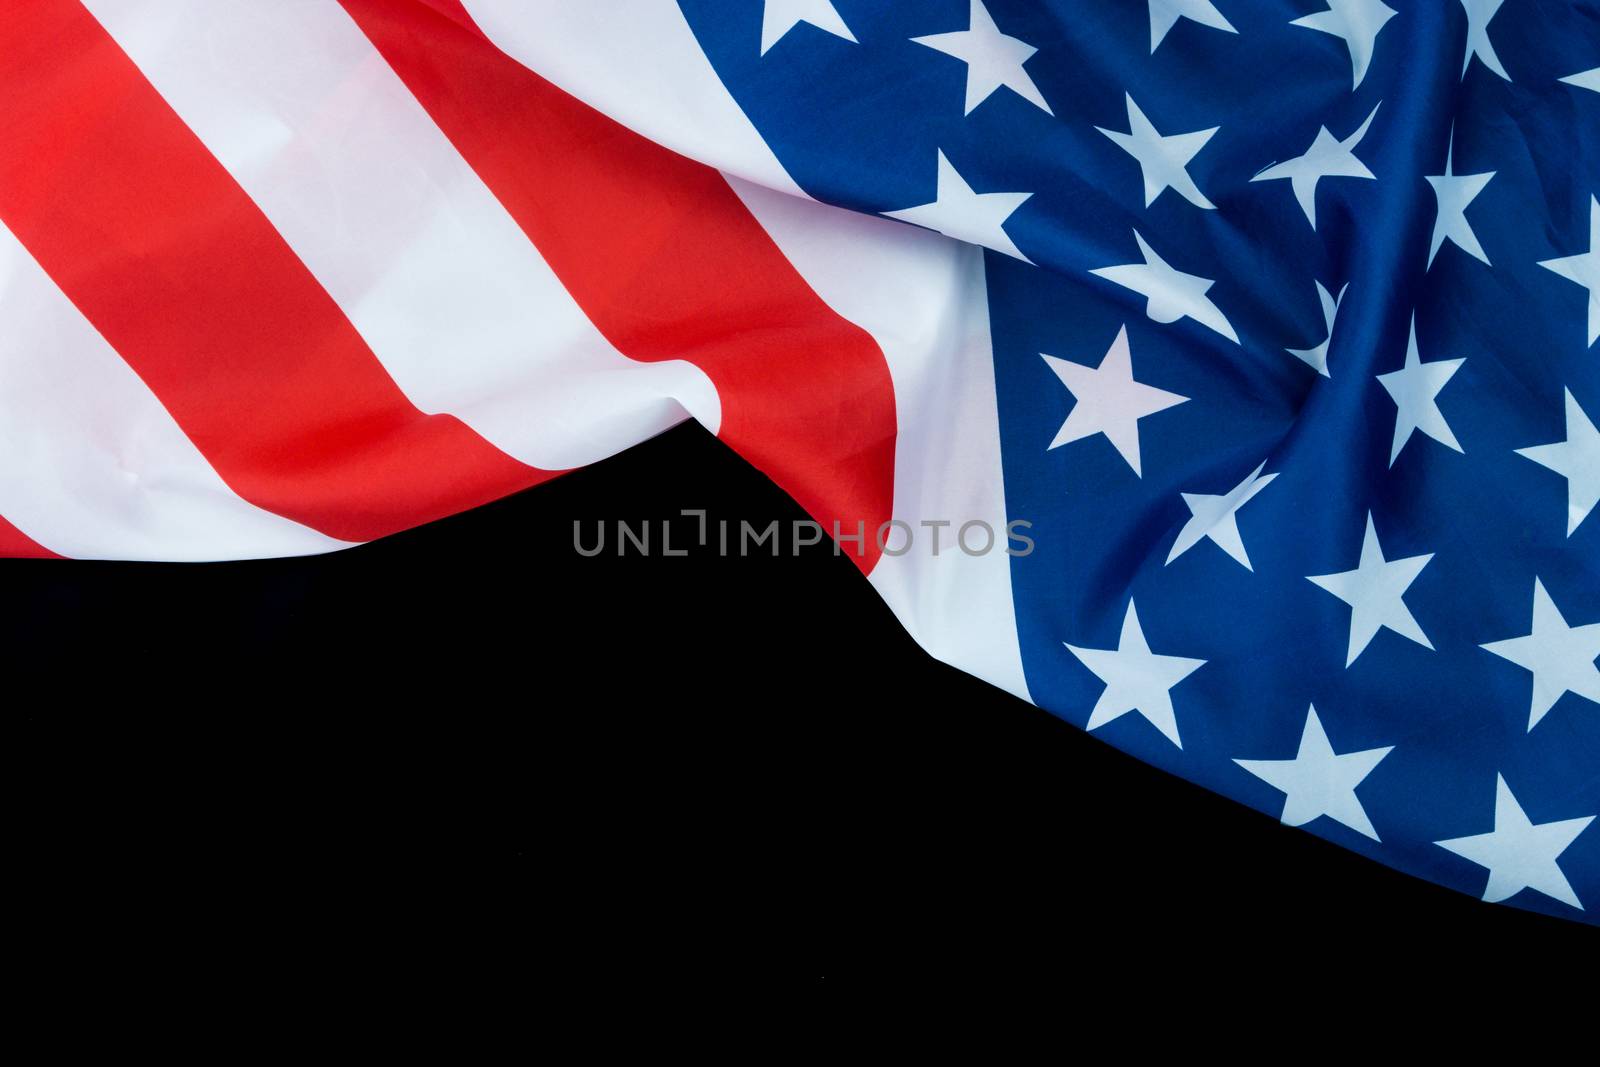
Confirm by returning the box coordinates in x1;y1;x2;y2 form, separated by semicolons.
454;0;1028;698
0;221;349;561
727;178;1032;704
461;0;804;198
85;0;720;471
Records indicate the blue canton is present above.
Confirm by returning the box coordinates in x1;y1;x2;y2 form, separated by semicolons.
681;0;1600;924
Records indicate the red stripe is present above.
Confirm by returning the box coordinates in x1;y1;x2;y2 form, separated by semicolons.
339;0;898;572
0;514;61;560
0;2;553;544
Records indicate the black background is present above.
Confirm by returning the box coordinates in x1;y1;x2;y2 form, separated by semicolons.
10;421;1591;969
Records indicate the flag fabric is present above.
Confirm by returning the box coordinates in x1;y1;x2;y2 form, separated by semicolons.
1;1;1596;924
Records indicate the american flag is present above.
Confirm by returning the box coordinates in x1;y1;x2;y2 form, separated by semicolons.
1;1;1596;926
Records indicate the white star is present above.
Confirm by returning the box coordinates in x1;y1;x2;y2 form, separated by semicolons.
1517;388;1600;537
912;0;1051;116
760;0;856;56
1460;0;1509;81
1425;140;1494;268
1090;230;1238;342
1291;0;1398;91
1436;775;1593;908
1287;280;1347;376
1538;195;1600;347
1252;105;1379;229
1308;512;1435;667
1235;705;1393;840
883;150;1033;262
1041;325;1188;476
1065;599;1206;748
1147;0;1237;53
1096;94;1218;209
1562;68;1600;93
1166;460;1277;569
1481;578;1600;732
1377;317;1466;466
